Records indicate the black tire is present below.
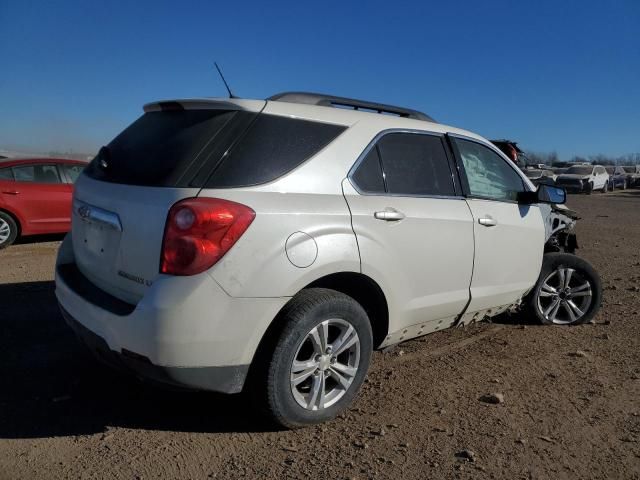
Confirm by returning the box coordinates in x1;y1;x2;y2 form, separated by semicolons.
602;181;608;193
257;288;373;429
525;253;602;326
0;211;18;249
585;182;593;195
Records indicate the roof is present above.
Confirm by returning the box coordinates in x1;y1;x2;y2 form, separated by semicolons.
146;92;437;124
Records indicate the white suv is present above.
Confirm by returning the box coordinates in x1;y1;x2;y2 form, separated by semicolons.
55;92;602;427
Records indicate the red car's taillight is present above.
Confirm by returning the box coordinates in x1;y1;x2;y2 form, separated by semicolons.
160;198;255;276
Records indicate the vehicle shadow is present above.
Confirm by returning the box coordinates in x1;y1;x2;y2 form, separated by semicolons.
606;189;640;198
14;233;66;245
488;309;540;326
0;281;277;439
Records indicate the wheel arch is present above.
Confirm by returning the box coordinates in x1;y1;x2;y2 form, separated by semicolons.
245;271;389;394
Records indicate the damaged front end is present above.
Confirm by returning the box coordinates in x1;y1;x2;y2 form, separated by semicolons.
540;203;579;254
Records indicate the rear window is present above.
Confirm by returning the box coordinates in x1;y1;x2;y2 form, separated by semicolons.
86;109;237;186
86;110;345;188
204;115;346;188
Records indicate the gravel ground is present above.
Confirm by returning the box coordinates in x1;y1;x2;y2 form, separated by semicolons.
1;192;639;480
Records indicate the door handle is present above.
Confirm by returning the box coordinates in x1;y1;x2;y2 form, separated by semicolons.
374;209;405;221
1;190;19;195
478;216;498;227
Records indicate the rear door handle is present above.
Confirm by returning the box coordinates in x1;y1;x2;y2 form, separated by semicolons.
478;216;498;227
374;209;405;221
1;190;19;195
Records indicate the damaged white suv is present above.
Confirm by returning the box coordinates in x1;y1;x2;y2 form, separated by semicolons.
55;92;602;427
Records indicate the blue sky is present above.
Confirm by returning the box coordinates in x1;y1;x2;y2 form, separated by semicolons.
1;0;638;159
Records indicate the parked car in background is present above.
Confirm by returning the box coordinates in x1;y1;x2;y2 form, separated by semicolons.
551;167;569;175
622;165;640;187
525;169;556;186
0;158;86;248
606;166;629;190
55;92;602;428
555;165;609;194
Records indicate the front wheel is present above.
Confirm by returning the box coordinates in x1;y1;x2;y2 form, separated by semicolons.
585;182;593;194
602;181;609;193
526;253;602;325
258;288;373;428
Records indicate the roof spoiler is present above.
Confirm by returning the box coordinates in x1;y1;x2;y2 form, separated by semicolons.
143;98;265;113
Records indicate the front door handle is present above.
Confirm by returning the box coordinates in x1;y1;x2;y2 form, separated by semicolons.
478;216;498;227
374;209;405;221
1;190;19;195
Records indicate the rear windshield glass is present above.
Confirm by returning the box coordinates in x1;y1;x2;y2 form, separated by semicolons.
86;110;345;188
204;115;346;188
85;109;236;186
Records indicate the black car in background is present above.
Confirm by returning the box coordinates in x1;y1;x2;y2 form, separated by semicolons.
622;165;640;187
606;166;629;190
525;169;556;186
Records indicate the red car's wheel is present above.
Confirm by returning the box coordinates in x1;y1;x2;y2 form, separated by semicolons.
0;211;18;249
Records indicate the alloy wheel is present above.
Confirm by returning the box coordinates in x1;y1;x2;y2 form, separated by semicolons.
290;318;361;411
0;218;10;245
536;267;593;325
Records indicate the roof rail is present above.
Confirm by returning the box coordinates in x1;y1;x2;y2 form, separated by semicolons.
267;92;436;122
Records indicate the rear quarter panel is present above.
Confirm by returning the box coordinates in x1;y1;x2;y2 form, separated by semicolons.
200;189;360;297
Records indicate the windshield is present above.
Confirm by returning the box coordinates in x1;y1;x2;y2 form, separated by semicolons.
623;167;636;173
605;167;615;174
566;166;593;175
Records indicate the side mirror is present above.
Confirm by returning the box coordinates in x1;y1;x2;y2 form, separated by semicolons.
536;183;566;204
518;184;566;205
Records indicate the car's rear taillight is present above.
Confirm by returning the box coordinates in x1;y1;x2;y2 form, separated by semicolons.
161;198;255;276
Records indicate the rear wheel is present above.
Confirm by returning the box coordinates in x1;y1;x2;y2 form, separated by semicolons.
0;212;18;249
526;253;602;325
602;181;608;193
258;288;373;428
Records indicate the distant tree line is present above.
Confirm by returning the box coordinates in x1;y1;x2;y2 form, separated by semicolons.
525;151;640;166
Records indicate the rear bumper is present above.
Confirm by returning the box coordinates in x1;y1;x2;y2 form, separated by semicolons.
61;305;249;393
54;235;288;393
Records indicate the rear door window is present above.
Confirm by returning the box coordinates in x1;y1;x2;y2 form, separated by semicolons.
204;115;346;188
350;146;385;194
0;168;14;181
13;164;62;184
376;133;455;196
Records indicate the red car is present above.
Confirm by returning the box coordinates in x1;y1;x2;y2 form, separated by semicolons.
0;158;87;248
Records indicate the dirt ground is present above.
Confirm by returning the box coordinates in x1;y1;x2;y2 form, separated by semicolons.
1;192;639;480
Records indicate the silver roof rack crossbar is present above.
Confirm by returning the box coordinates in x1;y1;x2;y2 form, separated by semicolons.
267;92;435;122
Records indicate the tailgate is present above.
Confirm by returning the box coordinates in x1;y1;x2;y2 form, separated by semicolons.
71;175;199;304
